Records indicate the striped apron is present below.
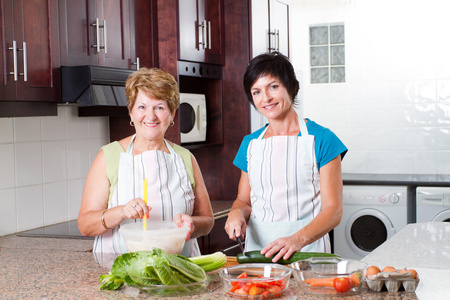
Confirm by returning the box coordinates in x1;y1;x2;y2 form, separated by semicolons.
244;117;330;253
93;136;199;257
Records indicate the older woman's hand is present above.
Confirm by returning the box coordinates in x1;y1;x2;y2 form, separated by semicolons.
123;198;151;220
173;213;194;241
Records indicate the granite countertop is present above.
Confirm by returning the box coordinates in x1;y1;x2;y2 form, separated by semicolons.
362;222;450;300
2;223;438;299
0;233;418;299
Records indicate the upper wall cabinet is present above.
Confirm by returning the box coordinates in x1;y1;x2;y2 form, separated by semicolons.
251;0;290;58
0;0;60;102
59;0;135;69
132;0;158;70
178;0;224;65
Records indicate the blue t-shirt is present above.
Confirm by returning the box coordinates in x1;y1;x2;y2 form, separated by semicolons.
233;119;348;173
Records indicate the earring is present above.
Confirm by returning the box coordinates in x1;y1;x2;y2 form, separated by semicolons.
170;120;175;127
130;121;134;127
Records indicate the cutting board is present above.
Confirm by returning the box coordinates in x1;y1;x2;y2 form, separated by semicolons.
225;256;239;268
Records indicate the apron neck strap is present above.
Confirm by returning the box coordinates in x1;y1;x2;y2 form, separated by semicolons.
126;135;136;153
257;116;309;139
126;134;175;154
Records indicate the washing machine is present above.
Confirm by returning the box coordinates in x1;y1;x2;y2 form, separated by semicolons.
333;185;408;260
416;187;450;222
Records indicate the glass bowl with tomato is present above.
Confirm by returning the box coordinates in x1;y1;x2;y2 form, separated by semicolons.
290;257;367;296
218;263;292;298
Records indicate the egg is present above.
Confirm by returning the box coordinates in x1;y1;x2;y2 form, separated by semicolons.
366;266;381;277
382;266;398;273
400;268;418;279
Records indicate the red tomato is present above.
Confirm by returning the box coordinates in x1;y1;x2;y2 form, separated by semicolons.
333;277;352;293
266;285;282;293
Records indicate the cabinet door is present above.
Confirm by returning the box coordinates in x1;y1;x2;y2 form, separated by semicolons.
132;0;158;69
250;0;289;57
250;0;270;57
59;0;132;68
204;0;224;65
0;0;60;102
178;0;224;65
178;0;205;63
0;0;16;100
100;0;132;68
269;0;289;57
59;0;98;66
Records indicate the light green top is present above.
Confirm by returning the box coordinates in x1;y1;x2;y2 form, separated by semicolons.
101;141;195;204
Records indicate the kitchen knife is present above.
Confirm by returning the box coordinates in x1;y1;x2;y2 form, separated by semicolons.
236;236;245;254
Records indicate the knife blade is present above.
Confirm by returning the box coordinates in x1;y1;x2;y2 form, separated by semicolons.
236;236;244;254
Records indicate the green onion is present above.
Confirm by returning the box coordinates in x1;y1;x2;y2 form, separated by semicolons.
188;251;227;272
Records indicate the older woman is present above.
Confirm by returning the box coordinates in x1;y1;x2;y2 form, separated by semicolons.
78;67;214;256
225;52;347;262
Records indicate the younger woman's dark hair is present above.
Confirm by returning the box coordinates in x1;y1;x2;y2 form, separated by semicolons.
243;52;300;107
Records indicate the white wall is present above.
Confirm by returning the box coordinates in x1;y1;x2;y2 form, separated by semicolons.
290;0;450;174
0;105;109;236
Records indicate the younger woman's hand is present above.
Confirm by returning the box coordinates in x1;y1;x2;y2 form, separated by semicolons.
224;212;247;241
261;235;304;263
173;213;194;241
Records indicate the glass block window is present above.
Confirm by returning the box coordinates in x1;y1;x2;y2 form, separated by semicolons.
310;24;345;84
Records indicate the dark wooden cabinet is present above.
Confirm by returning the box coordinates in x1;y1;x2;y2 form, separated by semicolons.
59;0;133;69
178;0;224;65
199;217;242;255
0;0;60;103
132;0;158;70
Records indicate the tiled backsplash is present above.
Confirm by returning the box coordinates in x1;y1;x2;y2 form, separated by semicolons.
0;105;109;236
291;0;450;174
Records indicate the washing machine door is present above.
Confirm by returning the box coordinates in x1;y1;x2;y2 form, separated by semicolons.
345;209;396;257
432;210;450;222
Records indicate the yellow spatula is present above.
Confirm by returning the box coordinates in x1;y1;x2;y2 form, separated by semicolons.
143;178;147;230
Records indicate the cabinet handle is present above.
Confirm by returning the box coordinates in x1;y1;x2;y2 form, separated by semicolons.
202;20;207;49
103;20;107;54
276;29;280;52
19;42;27;82
8;40;18;81
132;57;140;70
198;20;207;50
268;29;280;52
208;21;211;50
92;18;100;52
91;18;106;53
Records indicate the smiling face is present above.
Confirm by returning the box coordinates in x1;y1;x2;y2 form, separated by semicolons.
251;75;294;121
130;90;175;141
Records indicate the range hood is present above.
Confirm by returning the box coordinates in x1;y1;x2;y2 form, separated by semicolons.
61;66;133;107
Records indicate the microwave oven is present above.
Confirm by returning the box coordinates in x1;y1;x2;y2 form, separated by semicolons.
179;93;207;143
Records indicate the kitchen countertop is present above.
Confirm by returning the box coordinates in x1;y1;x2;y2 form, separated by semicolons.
0;233;418;299
362;222;450;300
4;223;445;299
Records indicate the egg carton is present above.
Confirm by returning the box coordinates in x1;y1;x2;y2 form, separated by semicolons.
366;272;419;292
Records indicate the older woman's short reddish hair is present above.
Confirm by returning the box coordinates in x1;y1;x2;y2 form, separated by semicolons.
125;67;180;113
